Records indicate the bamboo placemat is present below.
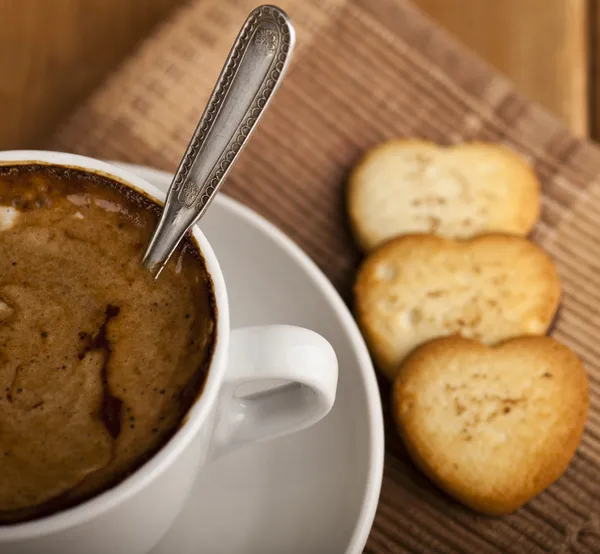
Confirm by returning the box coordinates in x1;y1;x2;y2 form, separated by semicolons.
51;0;600;551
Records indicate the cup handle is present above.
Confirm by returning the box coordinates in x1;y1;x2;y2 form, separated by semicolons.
209;325;338;458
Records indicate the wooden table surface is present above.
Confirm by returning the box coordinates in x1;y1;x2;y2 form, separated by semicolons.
0;0;594;148
417;0;590;136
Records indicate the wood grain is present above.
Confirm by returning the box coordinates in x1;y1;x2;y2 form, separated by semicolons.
0;0;185;149
414;0;590;136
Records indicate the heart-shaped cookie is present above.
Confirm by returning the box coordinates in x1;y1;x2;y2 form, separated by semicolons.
354;234;560;381
347;140;540;251
393;335;588;515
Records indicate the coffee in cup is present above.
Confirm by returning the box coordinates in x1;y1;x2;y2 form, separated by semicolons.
0;164;217;524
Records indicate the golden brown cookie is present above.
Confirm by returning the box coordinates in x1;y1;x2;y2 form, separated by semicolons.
393;335;588;515
348;140;540;251
354;234;560;380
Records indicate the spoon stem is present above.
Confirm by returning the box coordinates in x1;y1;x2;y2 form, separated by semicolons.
143;5;295;277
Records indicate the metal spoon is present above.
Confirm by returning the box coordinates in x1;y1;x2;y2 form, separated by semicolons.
142;4;295;277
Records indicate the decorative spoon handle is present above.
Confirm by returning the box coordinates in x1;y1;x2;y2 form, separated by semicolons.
143;5;295;276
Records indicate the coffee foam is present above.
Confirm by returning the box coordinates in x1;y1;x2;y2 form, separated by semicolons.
0;164;216;524
0;207;19;230
0;297;13;321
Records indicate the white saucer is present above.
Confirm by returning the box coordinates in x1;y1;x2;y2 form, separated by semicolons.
115;164;384;554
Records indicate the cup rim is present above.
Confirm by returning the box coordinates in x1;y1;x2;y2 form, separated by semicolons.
0;150;231;540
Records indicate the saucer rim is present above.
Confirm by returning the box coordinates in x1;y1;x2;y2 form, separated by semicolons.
118;162;384;554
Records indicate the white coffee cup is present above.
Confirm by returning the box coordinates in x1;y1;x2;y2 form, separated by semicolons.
0;151;339;554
